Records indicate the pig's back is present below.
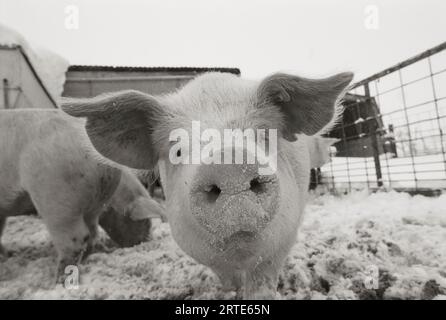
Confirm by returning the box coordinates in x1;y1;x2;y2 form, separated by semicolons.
0;109;84;168
0;109;120;215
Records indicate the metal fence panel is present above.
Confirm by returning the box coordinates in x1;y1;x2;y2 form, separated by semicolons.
317;42;446;195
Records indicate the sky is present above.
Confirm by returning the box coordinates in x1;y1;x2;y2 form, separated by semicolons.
0;0;445;82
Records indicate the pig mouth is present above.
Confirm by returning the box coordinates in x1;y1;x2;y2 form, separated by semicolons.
226;230;256;243
216;230;260;261
219;230;258;251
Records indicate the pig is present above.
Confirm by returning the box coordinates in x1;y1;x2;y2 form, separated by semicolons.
99;168;166;247
308;137;339;190
0;109;163;282
61;71;353;298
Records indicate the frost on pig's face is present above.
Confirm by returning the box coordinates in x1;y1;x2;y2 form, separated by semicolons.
61;71;353;262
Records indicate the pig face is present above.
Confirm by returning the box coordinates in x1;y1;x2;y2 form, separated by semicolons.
99;169;165;247
62;71;352;298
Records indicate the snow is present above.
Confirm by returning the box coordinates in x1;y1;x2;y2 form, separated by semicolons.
1;191;445;299
0;23;69;102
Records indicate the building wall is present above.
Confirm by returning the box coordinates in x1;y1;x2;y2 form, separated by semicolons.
0;47;55;109
63;70;198;98
328;96;385;158
335;136;384;157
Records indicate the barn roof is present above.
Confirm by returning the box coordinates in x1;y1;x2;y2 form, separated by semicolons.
68;65;241;75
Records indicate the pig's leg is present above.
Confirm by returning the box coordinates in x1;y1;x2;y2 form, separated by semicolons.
29;191;90;283
215;269;243;295
44;214;90;284
217;266;278;299
240;263;280;300
83;213;111;257
0;216;7;257
242;274;278;300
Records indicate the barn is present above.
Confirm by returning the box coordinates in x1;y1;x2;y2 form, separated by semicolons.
0;23;69;110
62;65;241;98
0;44;57;109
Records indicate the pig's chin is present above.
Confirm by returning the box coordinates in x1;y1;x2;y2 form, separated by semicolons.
217;228;262;253
217;230;262;264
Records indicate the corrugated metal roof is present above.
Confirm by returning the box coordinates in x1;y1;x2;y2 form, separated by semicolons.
68;65;241;75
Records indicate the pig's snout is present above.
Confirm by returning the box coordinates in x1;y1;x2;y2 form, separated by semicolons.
189;162;280;245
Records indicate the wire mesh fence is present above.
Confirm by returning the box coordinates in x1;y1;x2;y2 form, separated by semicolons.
316;42;446;195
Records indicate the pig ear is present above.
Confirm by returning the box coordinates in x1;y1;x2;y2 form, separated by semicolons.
307;136;339;168
127;197;167;221
257;72;353;140
322;138;341;147
61;90;165;169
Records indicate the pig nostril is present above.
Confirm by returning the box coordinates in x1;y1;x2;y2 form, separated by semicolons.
250;177;266;194
204;184;221;203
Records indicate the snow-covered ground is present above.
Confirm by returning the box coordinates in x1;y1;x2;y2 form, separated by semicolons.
1;191;445;300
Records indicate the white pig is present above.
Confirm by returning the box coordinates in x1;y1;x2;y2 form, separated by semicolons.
61;71;353;298
99;168;166;247
0;109;164;282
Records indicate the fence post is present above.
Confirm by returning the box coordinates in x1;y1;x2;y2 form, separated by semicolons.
370;121;383;187
3;78;9;109
364;83;383;188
